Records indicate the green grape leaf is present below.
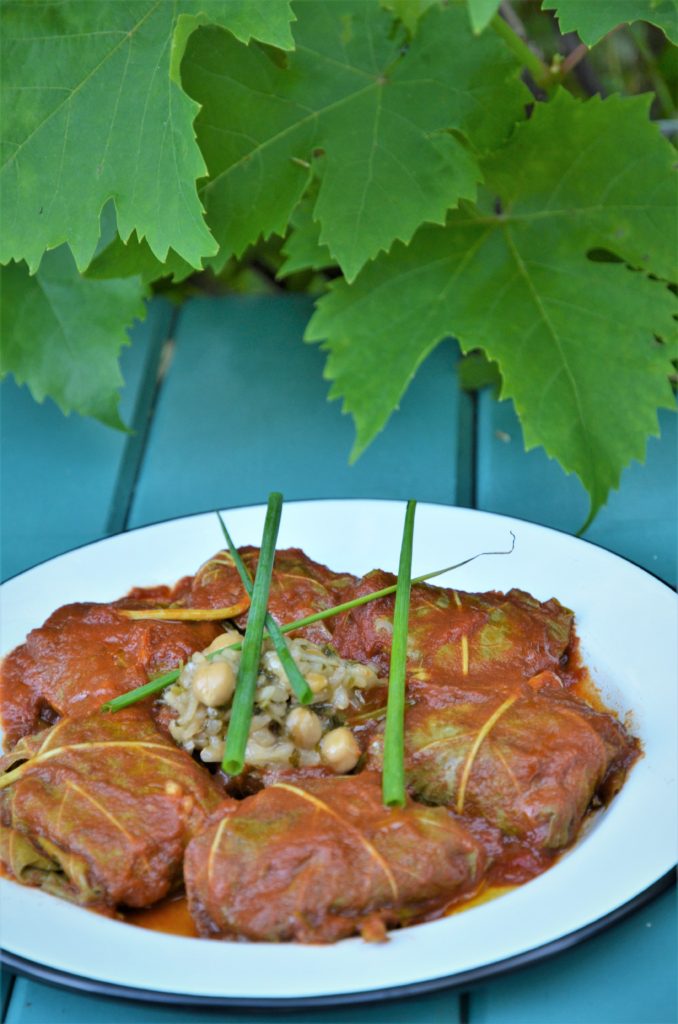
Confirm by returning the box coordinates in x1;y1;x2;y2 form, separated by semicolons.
380;0;441;35
0;248;147;429
543;1;678;45
467;0;501;34
183;0;527;282
86;235;195;285
170;0;295;80
0;1;297;274
307;92;678;526
458;352;502;392
278;198;334;278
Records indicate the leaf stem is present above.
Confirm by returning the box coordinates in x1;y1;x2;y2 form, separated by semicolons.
630;24;675;118
491;10;553;92
559;42;589;79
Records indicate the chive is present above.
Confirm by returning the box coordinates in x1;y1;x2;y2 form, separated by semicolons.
101;534;516;713
268;535;515;638
382;500;416;808
221;493;284;776
117;597;250;621
101;667;182;711
217;513;312;705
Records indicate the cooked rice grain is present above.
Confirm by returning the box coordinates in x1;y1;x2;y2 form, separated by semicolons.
164;637;379;770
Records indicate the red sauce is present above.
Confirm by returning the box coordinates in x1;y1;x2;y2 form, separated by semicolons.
0;562;639;942
123;894;198;938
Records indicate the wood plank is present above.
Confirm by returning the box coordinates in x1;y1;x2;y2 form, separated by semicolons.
128;295;463;528
3;296;464;1024
1;969;15;1023
475;396;677;585
0;302;171;582
468;886;677;1024
472;391;677;1024
4;978;460;1024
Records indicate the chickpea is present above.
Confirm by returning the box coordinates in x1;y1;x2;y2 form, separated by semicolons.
351;663;379;689
286;707;323;749
191;661;236;707
319;727;360;774
305;671;327;695
250;727;276;749
205;629;241;655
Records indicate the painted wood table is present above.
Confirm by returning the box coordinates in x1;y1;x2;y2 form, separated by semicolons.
1;296;676;1024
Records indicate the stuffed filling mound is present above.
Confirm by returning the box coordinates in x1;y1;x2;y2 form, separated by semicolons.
165;634;380;770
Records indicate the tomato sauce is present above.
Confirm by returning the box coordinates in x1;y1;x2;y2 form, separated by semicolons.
124;894;198;938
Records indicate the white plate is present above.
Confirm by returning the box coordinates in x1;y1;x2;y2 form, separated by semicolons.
1;501;676;1006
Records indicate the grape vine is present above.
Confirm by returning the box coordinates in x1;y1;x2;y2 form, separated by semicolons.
1;0;676;525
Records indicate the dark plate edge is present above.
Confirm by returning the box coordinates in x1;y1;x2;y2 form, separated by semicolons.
1;870;675;1011
2;503;675;1007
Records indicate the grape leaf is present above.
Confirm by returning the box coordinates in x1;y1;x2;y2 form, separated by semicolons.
86;235;195;285
183;0;527;282
0;1;296;274
467;0;501;34
307;92;677;525
543;1;678;45
171;0;295;80
458;352;502;392
278;197;334;278
380;0;441;35
0;248;147;429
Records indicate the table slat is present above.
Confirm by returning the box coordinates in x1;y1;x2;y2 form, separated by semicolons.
0;302;171;581
128;296;464;528
4;980;460;1024
468;885;677;1024
474;388;677;1024
3;297;675;1024
475;396;677;586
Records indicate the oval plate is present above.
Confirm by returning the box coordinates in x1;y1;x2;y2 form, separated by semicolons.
1;500;676;1006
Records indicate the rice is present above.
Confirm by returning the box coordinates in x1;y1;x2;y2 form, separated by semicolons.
163;636;380;770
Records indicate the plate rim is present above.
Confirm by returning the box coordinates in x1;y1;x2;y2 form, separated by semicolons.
1;873;674;1008
1;499;676;1006
3;496;675;593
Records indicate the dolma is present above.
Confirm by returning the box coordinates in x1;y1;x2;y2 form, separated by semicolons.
189;547;356;644
0;601;220;747
0;711;225;909
184;772;486;943
332;570;574;694
369;690;638;849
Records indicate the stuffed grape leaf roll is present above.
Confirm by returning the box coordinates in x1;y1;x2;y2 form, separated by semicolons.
369;690;638;850
0;711;225;910
184;772;486;943
332;571;574;694
189;547;356;645
0;601;220;747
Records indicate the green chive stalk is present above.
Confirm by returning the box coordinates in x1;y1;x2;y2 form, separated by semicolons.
217;513;312;705
221;493;283;776
101;534;515;714
101;667;182;712
382;500;416;808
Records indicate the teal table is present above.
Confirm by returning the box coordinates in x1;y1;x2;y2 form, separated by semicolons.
2;296;676;1024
